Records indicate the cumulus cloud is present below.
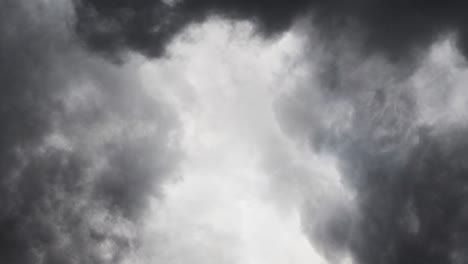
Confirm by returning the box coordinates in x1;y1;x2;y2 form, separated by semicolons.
5;1;468;264
135;21;327;264
0;1;180;263
276;33;468;263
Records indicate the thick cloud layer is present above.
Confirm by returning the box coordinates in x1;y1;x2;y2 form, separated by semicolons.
0;1;179;263
75;0;468;62
277;39;468;263
73;0;468;262
6;0;468;264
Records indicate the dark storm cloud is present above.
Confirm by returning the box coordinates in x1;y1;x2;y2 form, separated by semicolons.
277;40;468;263
75;0;468;62
5;0;468;263
0;1;179;263
71;1;468;263
74;0;309;58
344;128;468;264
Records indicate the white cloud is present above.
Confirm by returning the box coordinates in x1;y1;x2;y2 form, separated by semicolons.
136;18;342;264
412;37;468;128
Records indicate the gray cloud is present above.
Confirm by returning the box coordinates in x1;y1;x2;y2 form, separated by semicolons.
276;36;468;263
0;1;180;263
75;0;468;64
5;0;468;263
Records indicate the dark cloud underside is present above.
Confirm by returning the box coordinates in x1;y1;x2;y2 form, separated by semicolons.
76;0;468;62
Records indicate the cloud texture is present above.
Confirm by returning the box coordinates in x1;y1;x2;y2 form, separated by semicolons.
4;0;468;264
76;0;468;62
277;37;468;263
0;1;179;263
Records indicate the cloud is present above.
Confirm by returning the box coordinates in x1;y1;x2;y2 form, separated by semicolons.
276;35;468;263
0;1;180;263
5;1;468;264
75;0;468;64
134;20;328;264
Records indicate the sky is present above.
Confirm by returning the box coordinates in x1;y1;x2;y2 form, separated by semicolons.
3;0;468;263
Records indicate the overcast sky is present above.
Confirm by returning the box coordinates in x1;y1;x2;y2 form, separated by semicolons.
3;1;468;264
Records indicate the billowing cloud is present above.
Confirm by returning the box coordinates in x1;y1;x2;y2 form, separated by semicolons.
0;1;180;263
5;0;468;264
277;35;468;263
135;21;327;264
75;0;468;63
